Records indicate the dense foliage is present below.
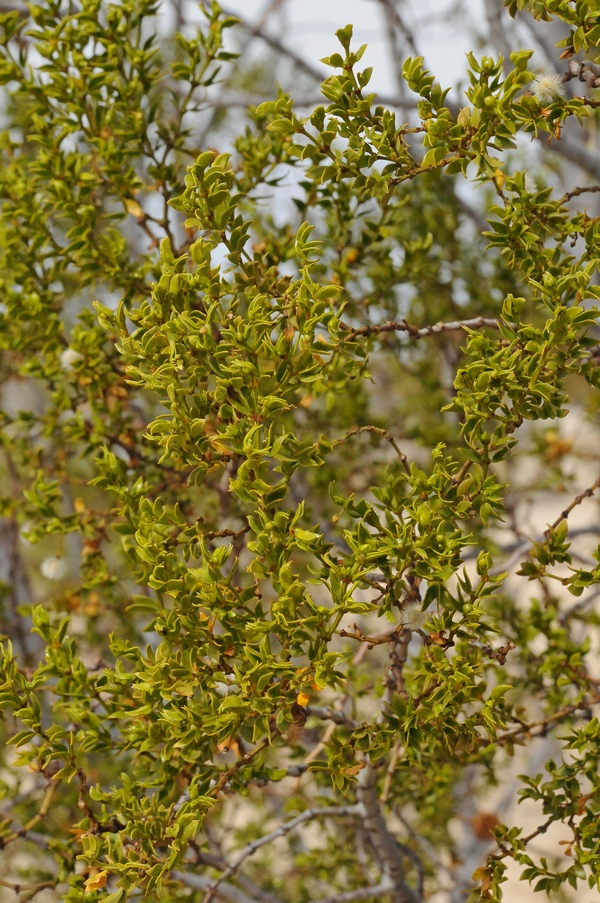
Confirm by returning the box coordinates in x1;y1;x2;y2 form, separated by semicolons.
1;2;600;902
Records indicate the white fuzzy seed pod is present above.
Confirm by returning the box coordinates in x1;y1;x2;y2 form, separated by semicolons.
40;556;67;580
59;348;84;372
533;73;565;103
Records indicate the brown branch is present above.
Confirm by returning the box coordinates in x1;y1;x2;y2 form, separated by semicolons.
519;815;556;847
211;740;271;799
76;767;100;833
338;624;399;648
484;692;600;748
559;185;600;204
450;458;474;486
344;316;502;342
487;815;556;868
203;525;251;541
564;58;600;87
382;626;413;709
544;475;600;538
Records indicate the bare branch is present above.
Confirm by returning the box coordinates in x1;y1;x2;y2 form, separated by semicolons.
305;704;358;728
173;871;264;903
486;691;600;748
344;316;503;341
376;0;418;57
545;475;600;537
201;806;362;903
3;783;58;846
356;764;420;903
378;2;407;98
309;880;395;903
559;184;600;204
198;0;326;85
376;0;418;100
564;58;600;87
483;0;513;75
16;830;52;849
384;627;412;703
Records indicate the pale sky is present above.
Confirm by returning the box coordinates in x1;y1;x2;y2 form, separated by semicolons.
208;0;488;102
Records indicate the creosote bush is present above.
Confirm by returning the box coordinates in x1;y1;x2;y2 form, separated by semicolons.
0;2;600;902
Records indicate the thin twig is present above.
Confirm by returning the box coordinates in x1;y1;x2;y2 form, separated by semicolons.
303;718;338;767
173;871;265;903
0;880;56;902
4;783;58;845
197;0;326;85
376;0;417;100
545;475;600;537
334;425;411;475
201;807;362;903
487;692;600;747
489;539;532;577
559;586;600;625
559;185;600;204
376;0;418;56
